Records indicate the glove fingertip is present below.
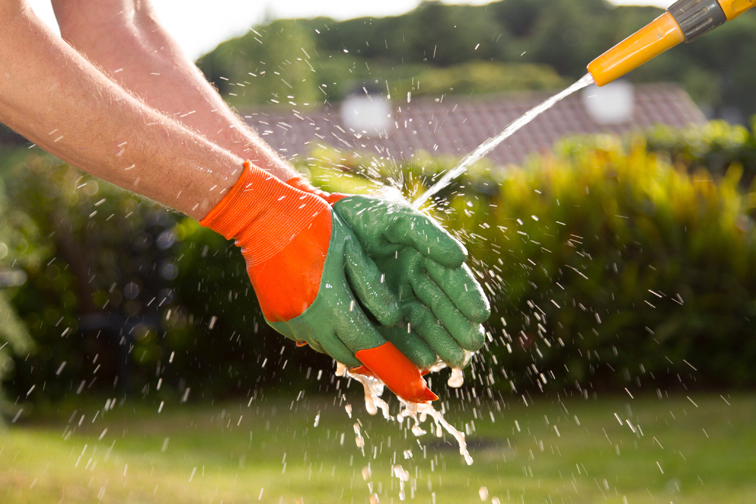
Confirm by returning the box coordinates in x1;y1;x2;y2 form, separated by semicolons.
467;299;492;324
356;342;437;403
343;236;401;326
427;241;466;268
380;324;438;369
374;300;402;327
460;324;486;352
429;243;467;269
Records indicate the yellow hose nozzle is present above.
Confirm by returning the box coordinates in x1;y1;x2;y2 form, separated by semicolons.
721;0;755;20
587;12;684;87
588;0;755;87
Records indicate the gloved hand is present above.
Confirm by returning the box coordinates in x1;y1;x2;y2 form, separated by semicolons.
200;162;437;402
287;179;491;371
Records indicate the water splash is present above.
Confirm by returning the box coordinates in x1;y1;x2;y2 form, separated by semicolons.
413;73;595;208
447;368;464;388
393;464;410;500
398;398;473;465
329;76;598;473
339;363;474;465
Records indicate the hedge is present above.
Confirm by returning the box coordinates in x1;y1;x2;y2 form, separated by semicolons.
1;119;756;408
304;121;756;392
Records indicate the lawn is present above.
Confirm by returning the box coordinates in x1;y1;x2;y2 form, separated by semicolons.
0;388;754;503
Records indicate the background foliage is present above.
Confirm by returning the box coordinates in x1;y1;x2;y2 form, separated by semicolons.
1;119;756;409
0;155;341;411
308;119;756;393
1;0;756;410
0;171;36;413
197;0;756;121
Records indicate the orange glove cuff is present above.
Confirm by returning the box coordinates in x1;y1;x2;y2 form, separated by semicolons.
200;162;330;266
286;176;347;205
285;176;319;194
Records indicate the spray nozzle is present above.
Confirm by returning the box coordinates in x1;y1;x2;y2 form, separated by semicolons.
588;0;753;87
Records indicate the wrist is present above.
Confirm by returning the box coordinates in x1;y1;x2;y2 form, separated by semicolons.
201;161;330;265
286;176;347;205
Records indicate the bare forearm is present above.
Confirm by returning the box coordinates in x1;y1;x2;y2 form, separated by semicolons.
0;4;241;219
51;0;297;181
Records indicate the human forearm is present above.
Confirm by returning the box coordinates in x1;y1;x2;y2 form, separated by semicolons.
51;0;297;181
0;4;241;219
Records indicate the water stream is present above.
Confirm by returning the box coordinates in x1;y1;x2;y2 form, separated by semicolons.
334;74;599;476
413;73;595;208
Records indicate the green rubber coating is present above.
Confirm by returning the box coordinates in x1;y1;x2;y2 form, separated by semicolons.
411;270;486;351
423;260;491;323
267;212;400;368
377;324;439;369
334;195;468;269
333;195;491;369
402;301;467;367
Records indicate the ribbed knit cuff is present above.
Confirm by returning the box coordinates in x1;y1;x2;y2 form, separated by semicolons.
200;161;330;265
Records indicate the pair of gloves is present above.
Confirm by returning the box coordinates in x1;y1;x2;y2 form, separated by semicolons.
200;161;490;402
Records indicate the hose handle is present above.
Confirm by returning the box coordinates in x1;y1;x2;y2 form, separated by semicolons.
719;0;756;20
588;0;755;86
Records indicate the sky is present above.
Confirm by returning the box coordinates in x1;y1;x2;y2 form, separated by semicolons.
28;0;674;61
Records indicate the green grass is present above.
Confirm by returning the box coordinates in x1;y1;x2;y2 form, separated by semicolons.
1;390;754;503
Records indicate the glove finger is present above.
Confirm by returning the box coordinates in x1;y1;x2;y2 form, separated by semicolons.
266;317;326;353
385;211;467;269
377;323;438;370
404;302;466;367
344;236;401;326
411;273;486;352
317;330;362;368
331;300;438;403
332;285;388;357
354;341;438;403
424;259;491;323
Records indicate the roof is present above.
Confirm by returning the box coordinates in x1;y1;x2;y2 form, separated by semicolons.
242;83;706;167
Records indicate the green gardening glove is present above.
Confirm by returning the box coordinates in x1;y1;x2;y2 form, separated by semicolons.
333;195;491;369
202;163;438;403
287;176;491;371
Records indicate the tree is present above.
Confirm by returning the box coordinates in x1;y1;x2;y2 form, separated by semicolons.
196;1;756;120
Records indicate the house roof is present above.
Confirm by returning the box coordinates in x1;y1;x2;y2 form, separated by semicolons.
242;83;705;167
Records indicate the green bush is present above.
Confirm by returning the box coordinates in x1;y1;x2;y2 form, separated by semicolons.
2;156;179;403
0;175;36;417
304;128;756;392
197;1;756;119
3;119;756;406
0;155;334;406
643;118;756;187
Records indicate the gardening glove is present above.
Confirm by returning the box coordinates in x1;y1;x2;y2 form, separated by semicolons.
287;178;491;371
200;162;437;403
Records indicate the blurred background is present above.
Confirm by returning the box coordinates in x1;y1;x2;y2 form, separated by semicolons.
2;1;756;502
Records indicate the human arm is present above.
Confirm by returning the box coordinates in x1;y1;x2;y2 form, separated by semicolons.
0;2;436;402
0;1;238;218
52;0;492;371
44;0;489;385
50;0;295;180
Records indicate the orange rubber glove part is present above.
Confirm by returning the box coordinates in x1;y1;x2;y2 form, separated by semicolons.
200;161;331;321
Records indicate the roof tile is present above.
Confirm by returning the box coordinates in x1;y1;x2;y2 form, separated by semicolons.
243;83;705;167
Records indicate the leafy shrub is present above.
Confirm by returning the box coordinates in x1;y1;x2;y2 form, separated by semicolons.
643;119;756;186
0;175;36;417
2;156;180;404
0;155;334;407
3;119;756;406
197;1;756;119
305;130;756;393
